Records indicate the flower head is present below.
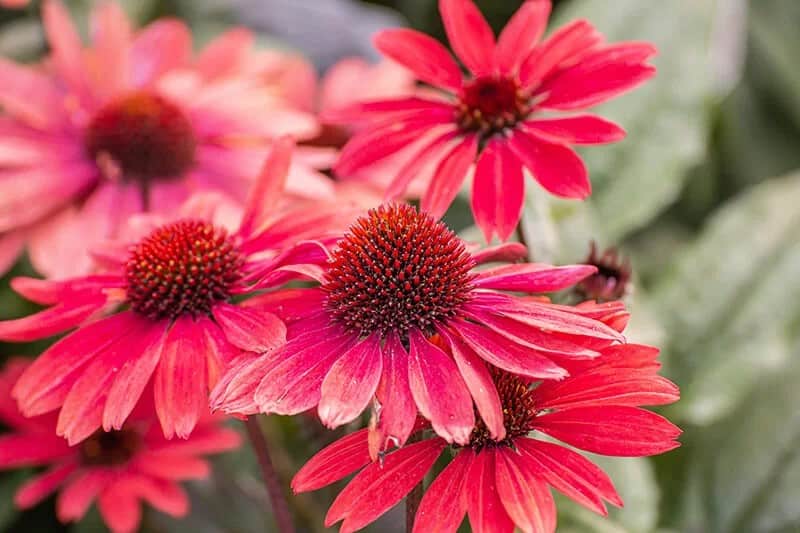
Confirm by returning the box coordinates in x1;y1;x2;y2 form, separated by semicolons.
212;203;629;455
327;0;656;241
575;241;633;302
0;140;352;443
0;0;327;278
0;358;240;533
292;343;681;533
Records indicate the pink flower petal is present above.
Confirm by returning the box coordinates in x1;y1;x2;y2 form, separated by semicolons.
494;0;551;73
318;334;383;428
421;134;478;218
470;242;528;265
519;20;603;89
326;438;446;532
523;115;625;145
368;332;417;460
56;470;110;523
494;447;556;533
323;96;453;123
0;231;24;276
474;263;596;292
516;438;621;515
0;296;107;342
507;129;590;199
209;354;266;415
153;316;211;439
373;29;463;92
439;0;496;75
90;1;132;97
102;322;168;432
212;303;287;354
471;139;524;241
490;301;624;344
97;483;142;533
384;130;460;200
440;328;504;441
42;0;86;95
130;19;192;86
0;434;71;468
12;312;140;417
253;329;357;415
412;448;472;533
537;43;657;110
194;28;254;79
238;136;293;239
134;453;210;480
533;406;682;456
407;329;474;445
466;450;515;533
57;316;161;444
454;319;567;379
126;476;189;517
0;59;61;127
292;429;372;493
15;462;77;509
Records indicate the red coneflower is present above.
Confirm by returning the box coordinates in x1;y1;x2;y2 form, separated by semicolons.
0;358;240;533
292;342;680;533
575;241;633;302
0;139;351;443
327;0;656;242
211;203;629;455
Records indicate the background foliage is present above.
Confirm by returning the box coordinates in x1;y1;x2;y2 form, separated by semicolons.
2;0;799;531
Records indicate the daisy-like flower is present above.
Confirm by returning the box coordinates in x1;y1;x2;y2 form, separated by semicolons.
0;139;350;444
0;358;240;533
0;0;324;278
327;0;656;241
211;203;629;456
292;343;681;533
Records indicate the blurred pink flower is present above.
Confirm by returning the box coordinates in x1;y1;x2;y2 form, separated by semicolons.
0;357;240;533
328;0;656;241
293;344;680;533
212;203;630;454
0;0;28;9
0;139;353;443
0;0;326;278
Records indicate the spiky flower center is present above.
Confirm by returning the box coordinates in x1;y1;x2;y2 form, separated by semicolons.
85;91;197;180
456;76;530;135
80;429;141;466
125;219;244;320
323;204;474;339
469;370;539;451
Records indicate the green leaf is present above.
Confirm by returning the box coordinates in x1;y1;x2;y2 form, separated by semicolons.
0;471;28;530
653;172;800;424
549;0;718;241
694;358;800;533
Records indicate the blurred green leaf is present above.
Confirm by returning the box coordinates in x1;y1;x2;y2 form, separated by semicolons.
653;172;800;424
692;359;800;532
0;471;27;530
550;0;718;241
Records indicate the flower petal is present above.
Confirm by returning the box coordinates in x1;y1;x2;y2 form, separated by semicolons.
494;0;551;73
153;316;211;439
368;332;417;460
516;438;621;515
519;19;603;89
466;450;515;533
532;406;682;456
15;462;77;508
470;242;528;265
373;29;462;92
494;447;556;533
326;438;446;532
97;482;142;533
454;319;567;379
42;0;86;95
474;263;596;293
421;134;478;218
523;115;625;145
407;329;474;445
130;19;192;86
507;129;590;199
413;448;472;533
90;0;132;97
319;333;383;428
292;429;372;493
471;137;524;242
212;303;286;354
439;0;496;75
0;295;107;342
238;136;293;239
56;470;110;523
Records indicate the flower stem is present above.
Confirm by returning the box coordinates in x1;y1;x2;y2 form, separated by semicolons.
405;433;423;533
244;416;296;533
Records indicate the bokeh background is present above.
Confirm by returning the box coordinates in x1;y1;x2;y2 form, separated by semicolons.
2;0;799;532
